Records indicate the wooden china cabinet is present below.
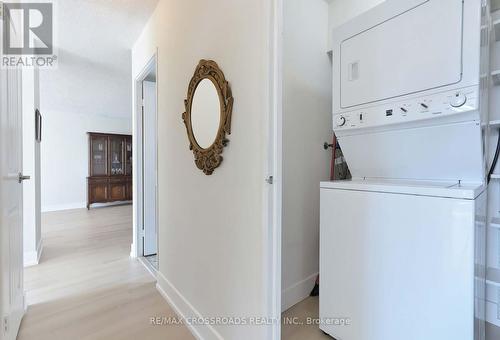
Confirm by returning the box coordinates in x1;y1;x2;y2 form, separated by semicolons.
87;132;132;209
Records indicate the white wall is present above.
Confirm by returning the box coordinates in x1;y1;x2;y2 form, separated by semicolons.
40;111;131;212
39;52;132;120
39;49;133;211
22;68;43;265
327;0;385;50
131;0;270;339
281;0;332;311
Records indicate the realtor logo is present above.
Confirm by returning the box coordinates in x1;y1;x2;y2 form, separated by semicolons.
1;2;57;68
3;2;53;55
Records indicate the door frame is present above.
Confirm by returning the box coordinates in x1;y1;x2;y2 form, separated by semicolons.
131;51;159;261
266;0;283;339
141;80;158;257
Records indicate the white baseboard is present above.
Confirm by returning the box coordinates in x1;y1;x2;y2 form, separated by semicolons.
42;201;132;212
24;239;43;267
89;201;132;209
138;256;158;279
156;271;223;340
130;242;137;258
281;272;318;312
42;202;86;212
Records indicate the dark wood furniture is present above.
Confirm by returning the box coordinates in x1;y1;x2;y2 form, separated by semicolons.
87;132;132;209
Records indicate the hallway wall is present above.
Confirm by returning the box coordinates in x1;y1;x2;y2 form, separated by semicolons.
281;0;332;312
326;0;384;50
131;0;271;339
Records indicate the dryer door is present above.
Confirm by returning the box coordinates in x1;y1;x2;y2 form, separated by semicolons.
339;0;463;109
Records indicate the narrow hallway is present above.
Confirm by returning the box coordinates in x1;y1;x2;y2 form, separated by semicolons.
18;206;193;340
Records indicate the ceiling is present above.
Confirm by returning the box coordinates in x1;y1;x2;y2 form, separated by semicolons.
40;0;159;119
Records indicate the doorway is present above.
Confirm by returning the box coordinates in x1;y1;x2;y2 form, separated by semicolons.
269;0;334;339
134;54;159;270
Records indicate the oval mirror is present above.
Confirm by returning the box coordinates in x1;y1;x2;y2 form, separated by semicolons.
182;60;233;175
191;79;221;149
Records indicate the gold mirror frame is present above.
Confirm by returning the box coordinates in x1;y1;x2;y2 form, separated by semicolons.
182;60;234;175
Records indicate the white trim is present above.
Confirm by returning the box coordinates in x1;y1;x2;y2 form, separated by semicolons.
41;202;86;212
266;0;283;339
137;256;158;279
89;201;132;209
23;239;43;267
156;271;223;340
141;80;159;257
131;50;159;259
281;273;318;312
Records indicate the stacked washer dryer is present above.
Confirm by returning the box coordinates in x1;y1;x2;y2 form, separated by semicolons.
320;1;491;339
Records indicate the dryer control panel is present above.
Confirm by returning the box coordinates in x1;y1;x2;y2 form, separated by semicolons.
333;86;479;131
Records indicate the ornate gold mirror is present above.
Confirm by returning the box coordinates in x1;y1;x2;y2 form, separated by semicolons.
182;60;233;175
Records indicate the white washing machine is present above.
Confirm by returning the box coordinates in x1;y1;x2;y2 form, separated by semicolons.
320;179;486;340
320;0;490;339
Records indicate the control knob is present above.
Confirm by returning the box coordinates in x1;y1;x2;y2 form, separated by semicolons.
336;116;346;127
450;92;467;108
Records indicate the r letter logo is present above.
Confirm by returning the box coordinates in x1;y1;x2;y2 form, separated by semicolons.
3;3;53;54
2;2;57;68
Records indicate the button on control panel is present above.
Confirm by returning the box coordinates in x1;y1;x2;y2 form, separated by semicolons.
333;87;478;130
450;92;467;108
336;116;346;127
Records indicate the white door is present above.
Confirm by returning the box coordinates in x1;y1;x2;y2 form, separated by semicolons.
142;81;157;256
0;66;26;340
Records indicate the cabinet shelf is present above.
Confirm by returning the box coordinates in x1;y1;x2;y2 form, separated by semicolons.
490;217;500;229
87;132;132;209
487;279;500;288
487;267;500;288
494;18;500;42
492;70;500;86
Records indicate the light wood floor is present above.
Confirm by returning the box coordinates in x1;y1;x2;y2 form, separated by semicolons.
282;297;332;340
18;205;194;340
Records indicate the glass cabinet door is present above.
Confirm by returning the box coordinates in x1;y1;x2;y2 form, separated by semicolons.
110;136;124;175
125;137;132;176
91;136;108;176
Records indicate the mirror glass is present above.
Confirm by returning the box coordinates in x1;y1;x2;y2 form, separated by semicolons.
191;79;221;148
